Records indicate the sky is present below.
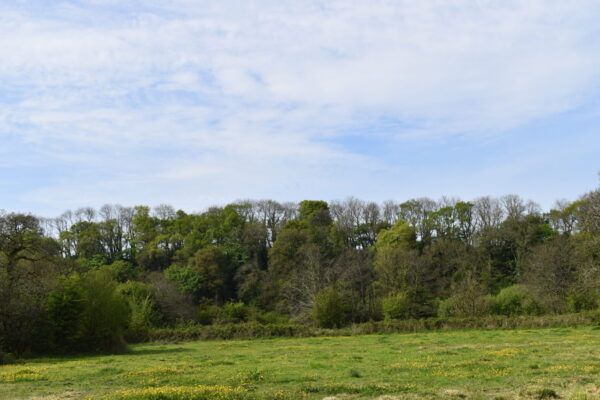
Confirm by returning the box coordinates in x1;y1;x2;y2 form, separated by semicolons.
1;0;600;217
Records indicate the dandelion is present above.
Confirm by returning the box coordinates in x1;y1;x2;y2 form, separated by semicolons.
484;348;521;357
94;384;248;400
546;365;571;372
0;367;47;383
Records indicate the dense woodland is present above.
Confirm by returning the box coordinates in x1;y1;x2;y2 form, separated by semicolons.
2;185;600;357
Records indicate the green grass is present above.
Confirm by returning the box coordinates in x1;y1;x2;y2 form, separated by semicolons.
1;327;600;399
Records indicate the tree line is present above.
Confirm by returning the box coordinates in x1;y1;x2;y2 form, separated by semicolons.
1;187;600;357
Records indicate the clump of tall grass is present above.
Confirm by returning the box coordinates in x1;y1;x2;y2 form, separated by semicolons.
536;388;560;399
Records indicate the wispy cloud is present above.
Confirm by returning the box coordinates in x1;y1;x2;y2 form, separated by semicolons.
1;1;599;214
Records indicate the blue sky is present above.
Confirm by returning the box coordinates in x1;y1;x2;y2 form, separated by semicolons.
1;0;599;216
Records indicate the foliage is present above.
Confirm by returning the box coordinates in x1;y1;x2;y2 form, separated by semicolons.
312;286;349;328
125;295;155;342
3;187;600;357
374;220;416;250
105;260;139;283
196;304;219;326
145;272;196;323
567;290;599;313
47;275;85;351
443;273;495;318
164;264;206;303
218;301;249;324
0;212;59;355
146;322;316;342
437;297;454;318
187;247;230;303
494;285;542;316
46;272;135;352
254;311;289;325
382;292;410;320
120;283;158;343
522;237;578;313
78;270;131;352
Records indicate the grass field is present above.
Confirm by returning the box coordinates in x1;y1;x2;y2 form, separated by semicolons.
1;327;599;400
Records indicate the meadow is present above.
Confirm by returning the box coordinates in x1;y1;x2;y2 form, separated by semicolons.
1;327;599;400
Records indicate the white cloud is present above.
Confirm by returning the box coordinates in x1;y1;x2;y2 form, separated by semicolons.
1;0;599;214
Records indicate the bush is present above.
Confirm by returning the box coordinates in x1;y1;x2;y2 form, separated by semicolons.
536;388;560;399
137;312;600;344
145;322;316;342
219;302;249;324
312;286;349;328
104;261;138;283
197;305;219;325
125;295;156;342
118;281;159;340
197;305;288;326
46;271;132;353
78;270;131;352
145;272;196;323
164;265;206;303
567;290;599;313
437;298;454;318
47;275;86;351
495;285;541;316
448;294;495;318
382;292;410;320
118;280;155;300
78;254;107;271
255;311;289;325
0;350;15;365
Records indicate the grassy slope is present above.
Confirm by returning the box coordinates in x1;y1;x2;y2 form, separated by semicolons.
1;327;599;400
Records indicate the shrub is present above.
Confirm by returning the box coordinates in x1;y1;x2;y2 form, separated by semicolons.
164;265;206;303
382;292;410;320
125;295;156;342
447;275;495;318
47;275;85;351
144;322;315;342
255;311;289;325
145;272;196;323
118;281;159;340
495;285;541;316
78;254;107;271
0;350;15;365
46;271;132;353
480;295;497;316
219;302;249;324
437;298;454;318
440;294;495;318
138;311;600;343
78;270;131;352
118;280;155;300
349;368;362;378
567;290;598;313
312;286;349;328
196;305;219;325
536;388;560;399
104;261;138;283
